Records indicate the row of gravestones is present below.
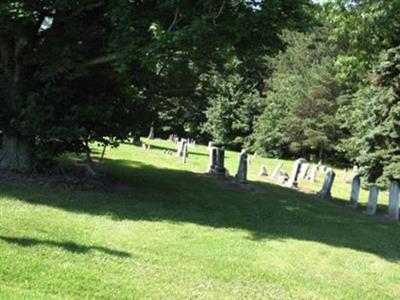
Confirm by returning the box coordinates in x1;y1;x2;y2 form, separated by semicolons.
206;145;248;183
161;137;196;164
206;146;400;221
170;135;196;148
348;174;400;220
282;159;400;221
260;159;327;186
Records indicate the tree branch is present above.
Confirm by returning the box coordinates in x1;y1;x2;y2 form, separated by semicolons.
167;7;180;32
84;53;120;67
214;0;226;20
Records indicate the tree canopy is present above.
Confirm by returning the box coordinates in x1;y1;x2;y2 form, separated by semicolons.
0;0;399;185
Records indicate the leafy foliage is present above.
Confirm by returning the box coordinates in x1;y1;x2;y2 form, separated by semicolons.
201;59;263;147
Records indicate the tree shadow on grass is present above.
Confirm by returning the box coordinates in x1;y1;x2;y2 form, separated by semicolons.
1;158;400;262
0;235;131;257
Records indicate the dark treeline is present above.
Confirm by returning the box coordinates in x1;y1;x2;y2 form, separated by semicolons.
0;0;399;186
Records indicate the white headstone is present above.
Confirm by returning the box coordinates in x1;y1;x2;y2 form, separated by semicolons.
365;184;379;215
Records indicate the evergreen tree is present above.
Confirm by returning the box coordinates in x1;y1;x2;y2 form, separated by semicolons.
358;47;400;186
252;30;342;160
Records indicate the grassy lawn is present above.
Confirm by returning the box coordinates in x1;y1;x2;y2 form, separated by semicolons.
0;139;399;299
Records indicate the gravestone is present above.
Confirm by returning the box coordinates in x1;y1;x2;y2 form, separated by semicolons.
286;158;307;188
207;147;218;173
207;146;226;175
176;141;182;156
182;142;189;163
299;163;310;179
388;181;400;221
177;139;187;157
259;165;267;176
235;149;248;183
349;175;361;208
271;162;283;179
215;147;226;175
318;169;336;199
308;164;318;182
365;184;379;215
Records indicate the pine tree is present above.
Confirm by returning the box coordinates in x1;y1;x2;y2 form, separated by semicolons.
358;46;400;186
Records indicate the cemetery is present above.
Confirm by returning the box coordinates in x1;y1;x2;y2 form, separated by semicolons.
1;1;400;299
0;138;399;299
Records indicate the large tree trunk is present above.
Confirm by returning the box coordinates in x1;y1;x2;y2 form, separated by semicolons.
0;35;32;172
0;134;33;172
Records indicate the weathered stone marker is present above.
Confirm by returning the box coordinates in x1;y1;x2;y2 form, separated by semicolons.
318;168;336;199
182;142;188;163
308;164;318;182
177;140;182;156
177;139;188;157
286;158;306;188
259;165;267;176
349;175;361;208
215;147;226;174
388;181;400;221
235;149;248;183
365;184;379;215
207;146;226;175
299;163;309;179
207;147;217;172
270;162;283;178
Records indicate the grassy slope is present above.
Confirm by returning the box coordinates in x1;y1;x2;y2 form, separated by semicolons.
0;139;399;299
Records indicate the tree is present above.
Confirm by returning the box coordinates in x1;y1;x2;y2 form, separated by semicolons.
201;58;263;147
357;47;400;186
0;0;314;172
0;1;142;171
251;30;342;160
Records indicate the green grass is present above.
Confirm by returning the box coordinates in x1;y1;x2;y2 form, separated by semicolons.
0;139;399;299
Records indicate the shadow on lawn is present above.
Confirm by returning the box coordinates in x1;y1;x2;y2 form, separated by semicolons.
0;235;131;257
2;158;400;262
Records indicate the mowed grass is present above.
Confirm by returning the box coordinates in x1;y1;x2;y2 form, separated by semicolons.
0;139;399;299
